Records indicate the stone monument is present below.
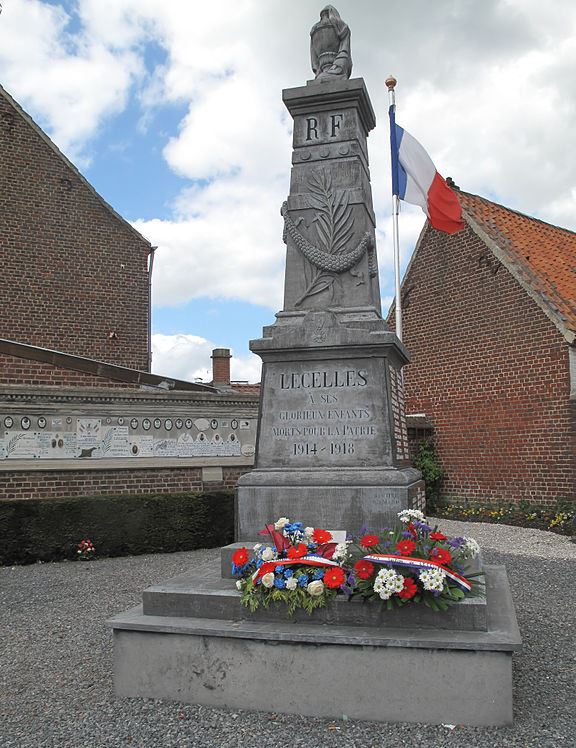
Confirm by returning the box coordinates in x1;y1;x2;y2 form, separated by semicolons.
236;6;423;538
109;9;520;726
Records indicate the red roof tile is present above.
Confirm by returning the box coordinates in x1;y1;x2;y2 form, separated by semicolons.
459;191;576;338
231;383;261;394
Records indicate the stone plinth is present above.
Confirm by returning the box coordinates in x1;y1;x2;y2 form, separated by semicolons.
109;563;521;726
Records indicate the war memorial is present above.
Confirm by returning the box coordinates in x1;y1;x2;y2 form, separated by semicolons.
109;7;521;726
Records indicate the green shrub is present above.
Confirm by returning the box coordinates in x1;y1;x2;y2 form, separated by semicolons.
0;491;235;566
413;440;444;513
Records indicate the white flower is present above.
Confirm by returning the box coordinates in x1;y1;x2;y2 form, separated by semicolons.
235;580;243;591
285;577;298;591
398;509;426;524
253;543;262;552
307;580;325;597
261;572;275;588
261;546;277;562
373;568;404;596
419;568;446;592
304;526;315;539
331;542;350;562
461;536;480;559
274;517;290;530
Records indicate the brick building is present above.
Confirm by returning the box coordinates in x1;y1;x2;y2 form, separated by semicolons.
391;188;575;506
0;84;153;382
0;85;258;502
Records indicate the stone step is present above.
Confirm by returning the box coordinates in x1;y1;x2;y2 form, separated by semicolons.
143;557;487;631
109;566;520;727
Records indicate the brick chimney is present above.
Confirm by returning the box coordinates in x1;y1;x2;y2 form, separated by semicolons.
211;348;231;387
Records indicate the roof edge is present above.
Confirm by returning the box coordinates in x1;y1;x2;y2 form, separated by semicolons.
459;189;576;239
0;338;217;393
463;211;575;346
0;84;152;251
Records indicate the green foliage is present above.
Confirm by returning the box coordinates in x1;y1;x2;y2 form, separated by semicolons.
413;440;444;512
238;569;337;616
0;491;235;566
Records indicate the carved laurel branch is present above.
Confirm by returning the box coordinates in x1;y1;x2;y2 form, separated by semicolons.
282;200;372;274
281;169;377;281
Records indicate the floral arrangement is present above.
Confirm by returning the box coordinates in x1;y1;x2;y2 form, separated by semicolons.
77;538;95;560
347;509;484;611
232;510;483;615
232;518;350;615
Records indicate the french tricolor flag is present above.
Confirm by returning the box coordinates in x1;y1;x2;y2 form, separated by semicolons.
390;106;464;234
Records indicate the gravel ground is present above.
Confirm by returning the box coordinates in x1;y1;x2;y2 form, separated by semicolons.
1;520;575;748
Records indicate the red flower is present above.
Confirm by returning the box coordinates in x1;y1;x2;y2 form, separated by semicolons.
323;566;346;589
287;543;308;559
354;559;375;580
232;547;249;567
398;576;418;600
430;532;447;541
312;528;333;544
360;534;379;549
407;522;418;538
257;561;275;578
431;548;452;565
396;539;416;556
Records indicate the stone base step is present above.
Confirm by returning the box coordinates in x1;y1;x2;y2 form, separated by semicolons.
143;557;488;631
109;566;521;727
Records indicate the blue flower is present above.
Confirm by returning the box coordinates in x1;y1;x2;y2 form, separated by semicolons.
275;565;284;574
297;574;309;587
274;576;286;589
284;522;302;534
414;521;432;533
447;536;465;549
256;559;264;568
284;568;293;578
313;569;324;580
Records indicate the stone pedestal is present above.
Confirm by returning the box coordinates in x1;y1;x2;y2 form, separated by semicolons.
109;557;521;726
236;311;423;537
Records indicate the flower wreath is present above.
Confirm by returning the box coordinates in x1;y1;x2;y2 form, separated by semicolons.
232;510;484;615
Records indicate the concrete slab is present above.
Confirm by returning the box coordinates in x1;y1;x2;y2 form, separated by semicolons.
109;566;521;726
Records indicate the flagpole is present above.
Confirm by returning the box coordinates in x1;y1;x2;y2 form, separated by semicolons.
386;75;402;342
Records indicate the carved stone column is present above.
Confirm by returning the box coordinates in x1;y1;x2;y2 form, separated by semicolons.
236;78;424;538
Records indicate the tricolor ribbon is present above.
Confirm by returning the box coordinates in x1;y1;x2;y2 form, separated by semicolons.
254;555;340;581
363;553;472;592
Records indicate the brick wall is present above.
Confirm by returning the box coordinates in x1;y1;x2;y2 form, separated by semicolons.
0;90;150;371
392;222;574;506
0;466;251;501
0;353;138;388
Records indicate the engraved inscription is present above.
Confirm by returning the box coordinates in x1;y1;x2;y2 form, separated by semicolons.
259;359;391;468
304;113;344;141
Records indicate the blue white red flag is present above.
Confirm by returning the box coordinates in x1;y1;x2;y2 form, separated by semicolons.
389;106;464;234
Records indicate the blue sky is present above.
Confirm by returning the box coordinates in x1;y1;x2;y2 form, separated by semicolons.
1;0;575;382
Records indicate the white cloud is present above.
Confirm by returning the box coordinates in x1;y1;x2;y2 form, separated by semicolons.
0;0;142;161
2;0;576;315
151;333;261;383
